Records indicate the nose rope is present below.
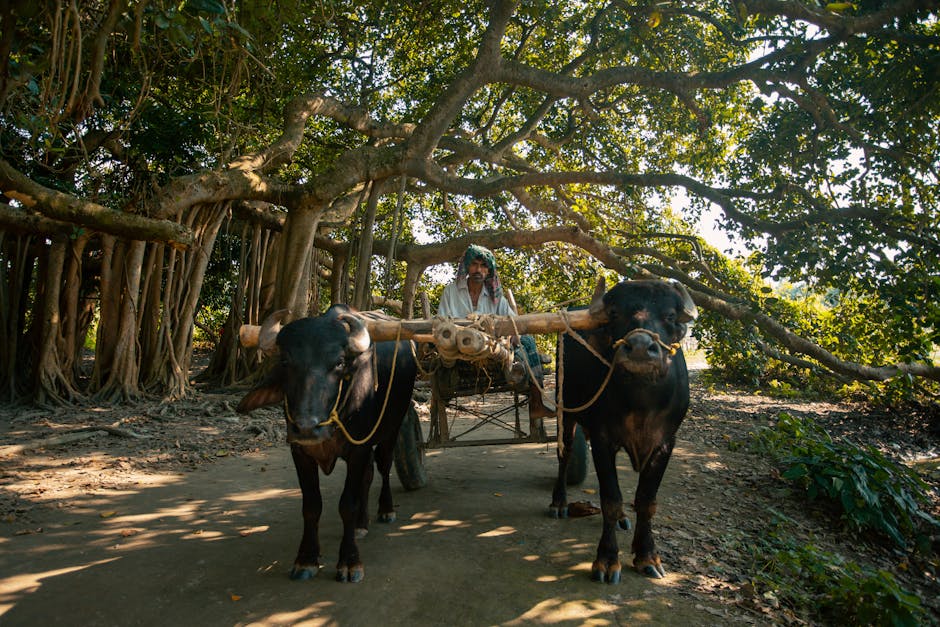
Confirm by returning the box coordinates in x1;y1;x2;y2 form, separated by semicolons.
554;316;680;429
612;328;680;356
282;377;345;429
286;322;405;447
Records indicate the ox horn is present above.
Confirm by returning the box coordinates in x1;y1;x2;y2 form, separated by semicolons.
587;276;607;320
339;313;372;355
671;281;699;323
244;309;289;354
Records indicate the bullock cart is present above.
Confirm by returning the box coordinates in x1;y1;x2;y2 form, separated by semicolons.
345;309;598;489
239;308;598;491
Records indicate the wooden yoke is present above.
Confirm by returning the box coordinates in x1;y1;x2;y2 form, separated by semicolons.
239;279;613;348
238;308;607;348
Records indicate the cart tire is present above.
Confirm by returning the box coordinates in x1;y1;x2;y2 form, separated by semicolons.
394;404;428;491
566;425;589;486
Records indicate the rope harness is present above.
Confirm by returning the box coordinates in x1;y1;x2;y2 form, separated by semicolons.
281;311;680;451
553;318;679;455
284;324;404;446
612;328;680;357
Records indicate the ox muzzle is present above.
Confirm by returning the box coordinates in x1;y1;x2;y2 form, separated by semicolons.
612;328;679;378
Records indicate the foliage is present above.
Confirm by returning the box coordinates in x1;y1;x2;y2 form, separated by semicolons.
693;245;940;406
750;523;927;626
751;412;939;550
1;1;938;401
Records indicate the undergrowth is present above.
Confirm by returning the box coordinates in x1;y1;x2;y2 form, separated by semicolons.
750;520;927;626
751;412;938;550
746;413;939;625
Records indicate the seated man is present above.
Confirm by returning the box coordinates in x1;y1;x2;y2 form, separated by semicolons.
438;244;555;422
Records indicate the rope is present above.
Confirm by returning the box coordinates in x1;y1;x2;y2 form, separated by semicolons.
286;323;405;446
508;315;546;397
613;328;680;356
554;310;673;418
409;340;438;378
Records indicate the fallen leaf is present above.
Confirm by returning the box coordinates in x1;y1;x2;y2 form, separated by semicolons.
14;527;43;536
100;511;117;518
582;488;596;495
120;529;138;537
230;594;242;602
493;492;503;497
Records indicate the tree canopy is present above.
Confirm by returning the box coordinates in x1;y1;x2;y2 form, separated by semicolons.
0;0;938;404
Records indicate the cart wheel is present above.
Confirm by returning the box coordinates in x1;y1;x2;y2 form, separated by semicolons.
566;424;589;486
394;404;428;490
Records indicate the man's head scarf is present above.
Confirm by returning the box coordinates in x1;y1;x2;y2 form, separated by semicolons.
457;244;502;304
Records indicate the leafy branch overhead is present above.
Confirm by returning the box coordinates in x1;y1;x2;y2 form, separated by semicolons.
0;0;937;401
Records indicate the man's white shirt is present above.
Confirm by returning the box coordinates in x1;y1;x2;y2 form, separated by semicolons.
438;276;514;317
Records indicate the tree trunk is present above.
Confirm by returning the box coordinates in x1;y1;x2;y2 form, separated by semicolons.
137;240;165;384
0;233;32;400
352;182;379;310
35;237;81;404
330;247;347;306
58;232;91;384
401;262;427;320
165;203;228;398
274;207;321;316
92;239;146;402
90;235;117;388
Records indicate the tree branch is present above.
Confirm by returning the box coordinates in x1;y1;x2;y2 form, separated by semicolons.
0;159;193;248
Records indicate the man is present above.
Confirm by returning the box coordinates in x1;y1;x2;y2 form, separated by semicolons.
438;244;555;422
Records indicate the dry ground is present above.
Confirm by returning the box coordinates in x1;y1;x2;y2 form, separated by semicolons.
1;365;938;626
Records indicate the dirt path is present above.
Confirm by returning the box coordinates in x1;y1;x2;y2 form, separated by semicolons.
1;372;938;625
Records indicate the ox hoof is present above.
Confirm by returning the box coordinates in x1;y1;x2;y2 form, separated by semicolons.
355;527;369;539
548;505;568;519
635;558;666;579
377;511;396;523
336;564;364;583
590;561;621;584
289;563;321;581
617;517;631;531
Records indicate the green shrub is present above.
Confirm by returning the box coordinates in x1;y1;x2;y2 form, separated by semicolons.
753;531;926;626
752;412;939;550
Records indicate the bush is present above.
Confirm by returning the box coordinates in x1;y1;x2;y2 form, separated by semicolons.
753;530;926;626
752;412;939;550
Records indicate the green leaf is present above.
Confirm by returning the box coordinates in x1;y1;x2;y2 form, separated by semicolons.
185;0;225;14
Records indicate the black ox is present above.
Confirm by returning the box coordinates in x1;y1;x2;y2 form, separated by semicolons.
551;279;697;582
237;304;418;583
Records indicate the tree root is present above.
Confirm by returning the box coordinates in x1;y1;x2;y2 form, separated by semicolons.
0;424;149;457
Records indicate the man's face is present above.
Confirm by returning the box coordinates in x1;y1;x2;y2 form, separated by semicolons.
467;257;489;284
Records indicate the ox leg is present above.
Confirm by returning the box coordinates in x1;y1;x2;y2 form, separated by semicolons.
549;416;577;518
632;440;675;579
355;449;374;536
336;448;370;583
374;440;397;523
591;440;624;584
289;446;323;581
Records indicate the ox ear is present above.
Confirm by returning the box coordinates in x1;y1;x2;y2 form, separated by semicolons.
671;281;698;323
587;276;607;319
236;380;284;414
339;313;371;355
258;309;291;354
